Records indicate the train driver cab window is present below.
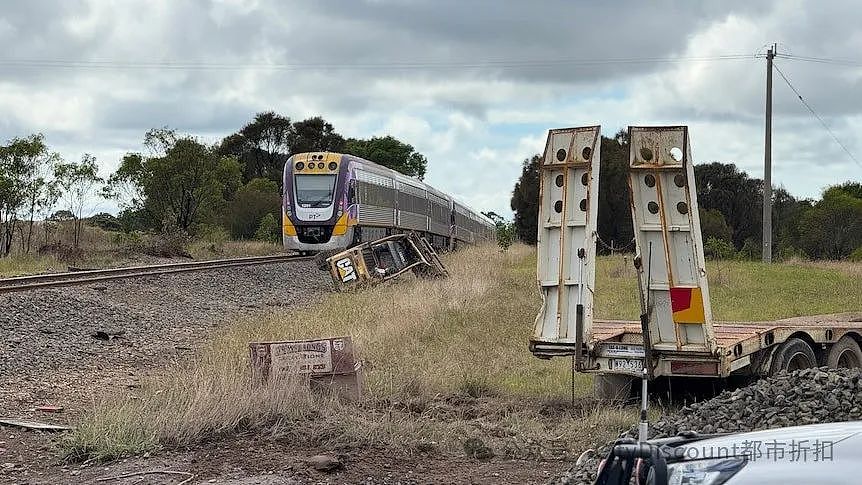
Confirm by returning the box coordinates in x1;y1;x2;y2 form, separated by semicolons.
295;174;336;208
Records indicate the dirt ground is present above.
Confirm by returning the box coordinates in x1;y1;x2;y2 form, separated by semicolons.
0;264;574;484
3;432;568;484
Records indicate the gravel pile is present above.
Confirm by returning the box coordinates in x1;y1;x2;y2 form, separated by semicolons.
556;367;862;484
0;261;329;418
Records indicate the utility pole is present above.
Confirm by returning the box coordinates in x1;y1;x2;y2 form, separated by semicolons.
762;44;776;263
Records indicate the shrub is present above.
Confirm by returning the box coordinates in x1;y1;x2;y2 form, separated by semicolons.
227;178;281;239
253;213;280;243
704;237;736;260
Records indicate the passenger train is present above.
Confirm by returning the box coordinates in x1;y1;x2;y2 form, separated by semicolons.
282;152;495;253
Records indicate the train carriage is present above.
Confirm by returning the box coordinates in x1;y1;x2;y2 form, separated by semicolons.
282;152;495;253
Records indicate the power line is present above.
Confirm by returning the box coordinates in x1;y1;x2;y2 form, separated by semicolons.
776;53;862;67
773;61;862;170
0;53;760;72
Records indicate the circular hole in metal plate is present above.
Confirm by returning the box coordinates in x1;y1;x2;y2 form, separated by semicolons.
674;174;686;187
554;200;563;213
639;147;653;161
581;173;589;186
555;174;564;187
648;201;660;214
582;146;592;160
677;201;689;214
579;199;587;211
556;149;567;162
644;174;656;187
670;147;683;162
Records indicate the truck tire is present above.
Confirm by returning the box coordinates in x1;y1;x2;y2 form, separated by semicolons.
827;335;862;369
769;337;817;375
593;374;634;402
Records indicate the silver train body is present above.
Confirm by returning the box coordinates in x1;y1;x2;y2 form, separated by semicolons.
282;152;495;253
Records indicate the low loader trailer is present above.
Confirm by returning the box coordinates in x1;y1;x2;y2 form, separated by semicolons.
529;125;862;399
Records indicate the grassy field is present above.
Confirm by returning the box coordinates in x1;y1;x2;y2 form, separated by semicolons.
0;238;282;277
65;246;862;462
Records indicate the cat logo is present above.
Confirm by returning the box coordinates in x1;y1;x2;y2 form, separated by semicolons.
335;257;357;282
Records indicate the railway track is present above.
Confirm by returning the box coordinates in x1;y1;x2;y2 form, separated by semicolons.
0;254;313;294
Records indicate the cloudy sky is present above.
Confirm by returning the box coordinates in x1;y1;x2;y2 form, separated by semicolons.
1;0;860;216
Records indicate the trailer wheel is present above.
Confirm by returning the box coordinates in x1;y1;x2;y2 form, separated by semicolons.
769;337;817;375
827;335;862;369
593;374;634;402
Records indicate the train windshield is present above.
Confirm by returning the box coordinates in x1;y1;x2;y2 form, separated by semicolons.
295;174;336;208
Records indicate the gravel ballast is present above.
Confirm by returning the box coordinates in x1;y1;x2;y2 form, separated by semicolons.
0;260;329;419
556;367;862;484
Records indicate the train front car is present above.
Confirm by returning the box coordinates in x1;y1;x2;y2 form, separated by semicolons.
283;152;355;253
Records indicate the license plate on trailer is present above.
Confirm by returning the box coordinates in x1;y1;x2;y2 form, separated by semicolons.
610;359;643;373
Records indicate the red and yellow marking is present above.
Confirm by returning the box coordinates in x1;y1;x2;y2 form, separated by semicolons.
669;287;706;324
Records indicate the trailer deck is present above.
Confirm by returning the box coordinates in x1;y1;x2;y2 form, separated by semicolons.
588;312;862;377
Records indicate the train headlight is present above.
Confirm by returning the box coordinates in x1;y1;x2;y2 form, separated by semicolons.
295;162;304;170
317;162;325;169
328;162;337;170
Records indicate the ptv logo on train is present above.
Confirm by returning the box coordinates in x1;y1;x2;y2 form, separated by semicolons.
335;257;358;282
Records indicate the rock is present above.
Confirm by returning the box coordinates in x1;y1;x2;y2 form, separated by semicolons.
91;329;125;340
554;367;862;485
307;454;342;472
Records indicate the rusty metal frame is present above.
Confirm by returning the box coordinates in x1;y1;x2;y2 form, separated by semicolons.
626;126;716;355
584;313;862;377
531;126;601;362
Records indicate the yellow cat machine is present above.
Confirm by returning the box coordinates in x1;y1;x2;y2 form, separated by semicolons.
530;125;862;400
326;233;448;291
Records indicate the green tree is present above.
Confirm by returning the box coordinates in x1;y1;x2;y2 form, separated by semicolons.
694;162;762;249
218;114;346;190
218;112;293;187
105;130;243;234
54;154;104;248
699;208;732;243
482;211;516;250
0;144;27;256
228;178;281;239
343;135;427;179
0;134;61;254
597;131;633;252
290;116;345;155
510;154;541;244
798;185;862;259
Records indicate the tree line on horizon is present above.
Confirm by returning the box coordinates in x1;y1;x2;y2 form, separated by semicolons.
509;130;862;261
0;112;428;257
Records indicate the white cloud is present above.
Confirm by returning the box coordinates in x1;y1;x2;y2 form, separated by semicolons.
0;0;859;219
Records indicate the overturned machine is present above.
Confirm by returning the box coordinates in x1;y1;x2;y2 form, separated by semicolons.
326;233;448;291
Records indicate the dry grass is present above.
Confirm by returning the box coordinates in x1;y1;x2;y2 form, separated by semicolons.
0;253;65;277
65;245;635;462
781;257;862;278
66;247;862;462
187;240;283;260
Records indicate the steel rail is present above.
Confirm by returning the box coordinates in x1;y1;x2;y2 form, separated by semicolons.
0;254;313;294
